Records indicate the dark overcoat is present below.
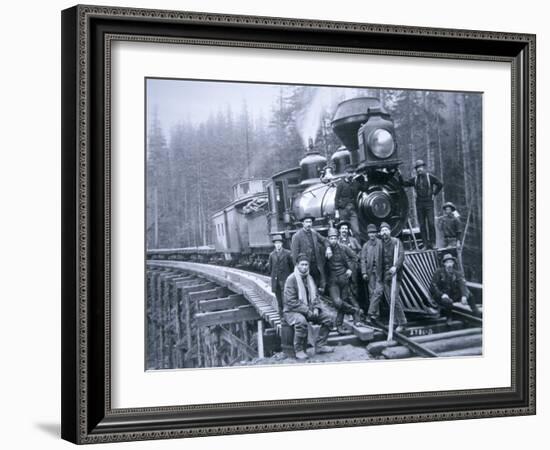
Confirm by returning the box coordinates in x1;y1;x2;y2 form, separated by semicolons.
360;238;383;280
430;268;468;300
290;228;328;282
267;248;294;292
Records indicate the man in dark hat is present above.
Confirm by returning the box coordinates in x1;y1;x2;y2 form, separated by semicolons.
267;234;294;318
430;253;480;322
325;228;363;334
336;220;362;309
379;222;407;331
438;202;463;248
283;253;334;360
399;159;443;250
290;215;331;293
334;170;361;238
360;224;384;322
336;221;361;253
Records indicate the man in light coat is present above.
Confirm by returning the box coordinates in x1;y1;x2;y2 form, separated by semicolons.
283;253;334;360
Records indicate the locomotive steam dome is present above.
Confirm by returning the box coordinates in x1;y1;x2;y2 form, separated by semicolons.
299;139;327;186
330;146;352;174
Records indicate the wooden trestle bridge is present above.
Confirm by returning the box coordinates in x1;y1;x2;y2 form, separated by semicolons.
146;260;482;370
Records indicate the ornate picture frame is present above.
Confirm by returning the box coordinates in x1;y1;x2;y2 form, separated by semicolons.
61;4;535;444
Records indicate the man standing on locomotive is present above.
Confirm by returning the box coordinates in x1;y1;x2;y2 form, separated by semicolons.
430;253;481;323
380;222;407;331
438;202;463;248
326;228;363;334
283;253;334;360
399;159;443;250
334;168;361;239
361;224;384;322
290;216;332;293
267;234;294;319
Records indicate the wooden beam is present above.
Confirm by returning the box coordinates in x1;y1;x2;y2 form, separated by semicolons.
175;278;203;288
199;295;247;312
217;326;257;359
189;287;229;302
177;282;216;294
195;305;260;328
257;320;264;359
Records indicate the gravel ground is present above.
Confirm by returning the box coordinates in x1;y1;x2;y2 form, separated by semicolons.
239;344;372;366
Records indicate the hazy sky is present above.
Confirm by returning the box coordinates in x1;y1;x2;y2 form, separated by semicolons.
146;78;283;133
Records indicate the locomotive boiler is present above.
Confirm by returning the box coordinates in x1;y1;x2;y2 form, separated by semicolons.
270;97;409;241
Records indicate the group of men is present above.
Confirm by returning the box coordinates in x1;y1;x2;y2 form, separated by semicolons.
266;159;477;360
267;217;409;360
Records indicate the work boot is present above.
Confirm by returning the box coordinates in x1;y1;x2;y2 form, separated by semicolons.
295;350;309;361
395;325;405;333
353;308;364;325
365;314;378;325
336;325;352;335
315;345;334;354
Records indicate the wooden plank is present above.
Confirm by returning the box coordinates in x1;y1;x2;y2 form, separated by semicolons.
217;327;257;360
199;295;247;312
178;282;217;294
195;305;260;328
189;287;228;302
257;320;264;358
175;278;203;288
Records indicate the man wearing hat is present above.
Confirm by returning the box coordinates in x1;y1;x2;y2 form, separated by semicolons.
360;224;384;321
399;160;443;250
379;222;407;331
326;228;363;333
438;202;463;248
334;171;361;238
267;234;294;318
283;253;334;360
337;220;362;309
430;253;480;322
290;216;331;293
336;221;361;253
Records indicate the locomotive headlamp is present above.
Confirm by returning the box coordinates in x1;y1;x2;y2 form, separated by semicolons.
368;129;394;159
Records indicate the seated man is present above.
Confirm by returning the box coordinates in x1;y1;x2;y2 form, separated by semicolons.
430;253;481;323
283;253;334;360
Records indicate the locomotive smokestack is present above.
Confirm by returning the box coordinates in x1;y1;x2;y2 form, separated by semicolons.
308;137;314;151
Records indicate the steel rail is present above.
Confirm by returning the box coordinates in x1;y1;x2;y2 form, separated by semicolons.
372;319;439;358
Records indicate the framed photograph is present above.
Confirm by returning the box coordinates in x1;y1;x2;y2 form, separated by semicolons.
61;4;536;444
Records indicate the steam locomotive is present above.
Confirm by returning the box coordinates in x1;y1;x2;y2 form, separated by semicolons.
210;96;414;257
149;96;481;316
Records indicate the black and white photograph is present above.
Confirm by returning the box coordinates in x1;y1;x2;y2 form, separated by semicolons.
145;79;483;369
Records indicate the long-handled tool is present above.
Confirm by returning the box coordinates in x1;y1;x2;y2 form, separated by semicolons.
457;206;472;275
408;218;419;250
387;239;399;341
